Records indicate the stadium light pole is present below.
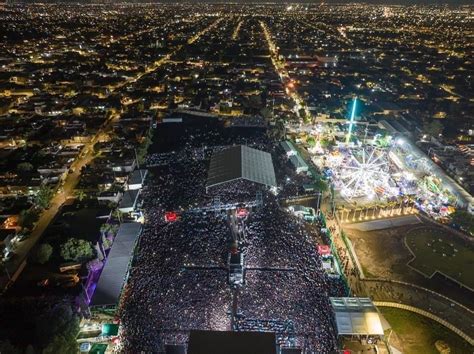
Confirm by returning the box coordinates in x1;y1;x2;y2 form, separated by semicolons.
330;183;336;216
316;191;321;215
2;264;11;281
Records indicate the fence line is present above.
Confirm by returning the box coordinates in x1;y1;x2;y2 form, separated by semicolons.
374;301;474;346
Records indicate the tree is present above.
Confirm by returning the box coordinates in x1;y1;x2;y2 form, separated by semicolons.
136;128;153;165
306;137;316;147
112;209;123;223
451;210;474;235
298;108;306;119
260;107;272;120
100;223;118;237
136;100;145;112
74;189;86;201
17;162;34;173
42;334;77;354
423;120;443;137
376;135;391;148
32;243;53;265
320;138;336;149
60;238;95;262
35;304;79;353
0;340;21;354
103;237;113;250
19;209;40;230
313;178;329;192
35;185;54;209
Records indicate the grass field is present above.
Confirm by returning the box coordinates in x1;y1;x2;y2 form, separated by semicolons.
405;227;474;289
381;308;473;354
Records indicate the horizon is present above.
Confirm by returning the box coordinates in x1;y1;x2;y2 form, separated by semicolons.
2;1;474;5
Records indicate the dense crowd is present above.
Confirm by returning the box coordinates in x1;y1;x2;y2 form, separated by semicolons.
119;211;233;352
119;195;340;352
146;156;209;210
237;196;339;352
207;179;267;205
119;121;340;353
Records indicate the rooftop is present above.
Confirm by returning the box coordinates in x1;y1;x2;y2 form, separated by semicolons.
90;222;142;307
330;297;384;337
207;145;276;189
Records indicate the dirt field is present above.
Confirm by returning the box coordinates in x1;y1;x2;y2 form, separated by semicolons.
345;220;474;309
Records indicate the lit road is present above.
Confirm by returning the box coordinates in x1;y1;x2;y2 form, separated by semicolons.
259;20;311;121
232;18;243;41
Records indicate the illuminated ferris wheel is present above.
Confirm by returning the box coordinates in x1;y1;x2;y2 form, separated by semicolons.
339;148;390;200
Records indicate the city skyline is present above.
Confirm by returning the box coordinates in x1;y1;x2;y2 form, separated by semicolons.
0;3;472;354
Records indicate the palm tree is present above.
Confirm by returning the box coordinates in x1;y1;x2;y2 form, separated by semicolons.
313;178;328;193
112;209;123;223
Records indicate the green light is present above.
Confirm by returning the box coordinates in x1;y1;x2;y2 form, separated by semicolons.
346;97;357;144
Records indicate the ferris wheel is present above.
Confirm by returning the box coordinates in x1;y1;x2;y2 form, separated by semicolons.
339;148;390;200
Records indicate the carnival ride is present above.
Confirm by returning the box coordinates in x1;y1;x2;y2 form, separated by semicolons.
335;148;393;200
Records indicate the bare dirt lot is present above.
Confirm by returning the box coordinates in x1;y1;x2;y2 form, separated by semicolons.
345;220;474;309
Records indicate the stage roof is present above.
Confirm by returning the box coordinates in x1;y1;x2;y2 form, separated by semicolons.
330;297;384;337
91;222;142;306
207;145;276;189
188;330;276;354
